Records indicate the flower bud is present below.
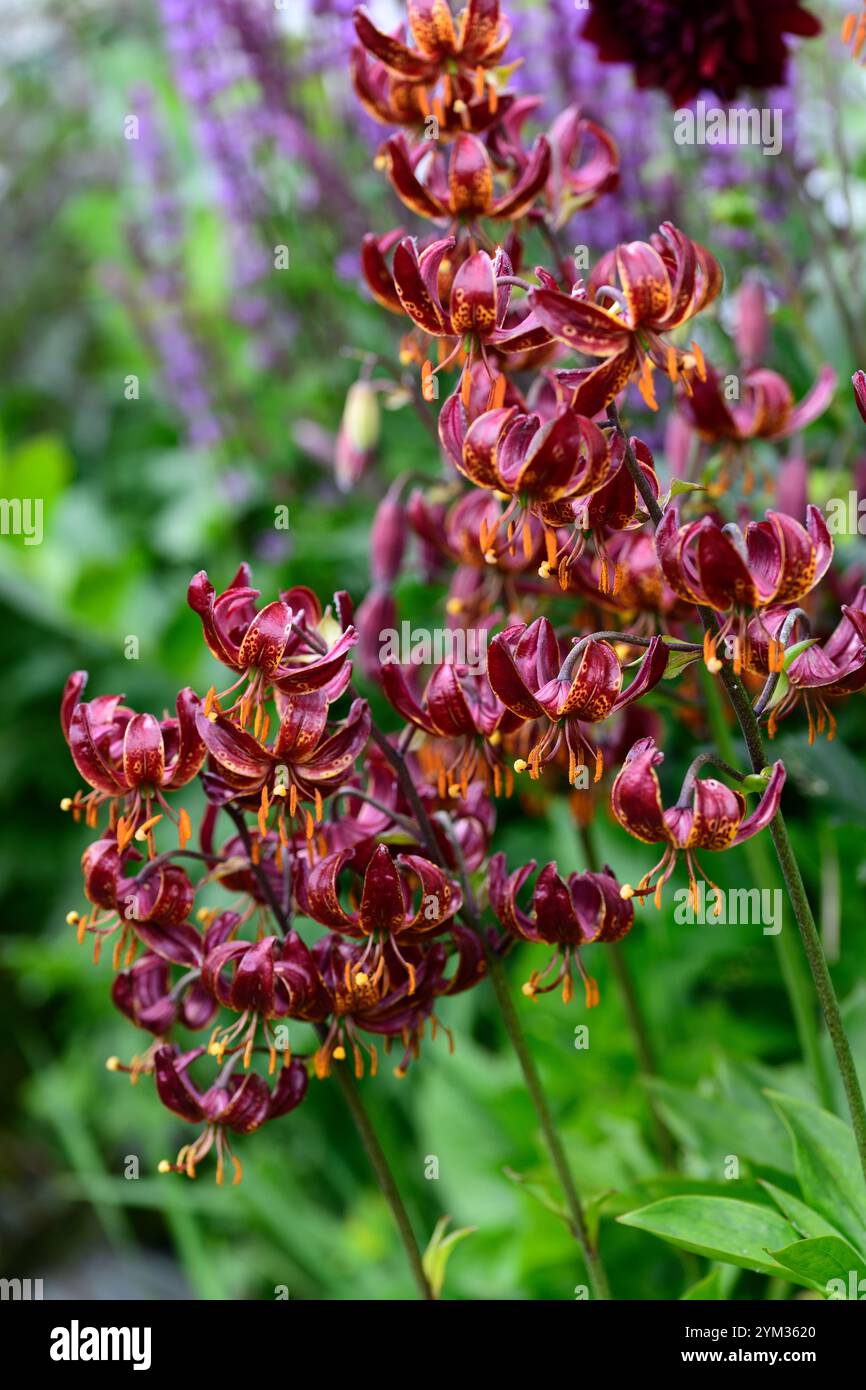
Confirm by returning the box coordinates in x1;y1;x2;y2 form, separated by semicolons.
735;277;769;367
336;379;380;490
853;370;866;427
371;482;406;583
355;585;397;683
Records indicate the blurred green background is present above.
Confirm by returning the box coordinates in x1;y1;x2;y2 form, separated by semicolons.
2;0;866;1300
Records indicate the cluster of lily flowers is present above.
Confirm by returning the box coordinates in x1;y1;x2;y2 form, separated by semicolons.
60;1;866;1184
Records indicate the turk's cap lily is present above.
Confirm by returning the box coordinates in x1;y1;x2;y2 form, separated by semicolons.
381;129;551;223
296;842;463;944
188;568;357;695
489;852;633;946
353;0;512;81
202;930;331;1023
612;737;785;854
197;695;372;801
656;501;833;613
488;98;620;227
112;952;217;1034
439;395;613;505
62;672;205;797
680;363;836;443
529;223;722;413
381;658;512;740
391;236;552;353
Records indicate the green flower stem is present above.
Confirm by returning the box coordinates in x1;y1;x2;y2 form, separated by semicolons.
576;822;678;1170
610;404;866;1182
700;666;833;1110
224;805;434;1300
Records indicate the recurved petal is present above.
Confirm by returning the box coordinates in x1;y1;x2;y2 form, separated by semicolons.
488;851;540;939
67;703;126;794
533;861;579;944
610;737;670;844
449;250;498;337
448;133;494;217
197;711;273;790
302;850;359;932
266;1056;309;1120
237;600;293;676
491;136;551;219
273;691;330;761
384;133;447;220
399;853;462;932
538;639;621;720
360;229;405;313
154;1046;204;1123
425;662;476;736
407;0;458;56
165;688;206;788
122;713;165;791
354;7;438;77
695;520;759;611
381;663;439;734
460;406;515;488
686;778;746;850
615;241;672;327
393;235;450;334
360;844;409;935
610;636;668;714
530;286;631;356
301;698;372;786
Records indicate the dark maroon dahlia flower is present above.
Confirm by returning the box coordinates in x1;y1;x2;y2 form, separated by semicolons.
582;0;821;106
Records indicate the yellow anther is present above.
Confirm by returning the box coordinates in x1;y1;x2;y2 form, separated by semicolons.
157;1160;172;1174
332;1045;347;1061
513;758;528;773
620;884;635;900
60;797;73;812
105;1056;121;1071
66;910;80;926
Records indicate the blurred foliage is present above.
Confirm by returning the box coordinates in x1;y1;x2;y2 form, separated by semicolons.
1;0;866;1300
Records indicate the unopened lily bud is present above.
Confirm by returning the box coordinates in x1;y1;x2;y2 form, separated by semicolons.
356;585;397;683
775;452;807;518
336;379;380;491
853;370;866;428
371;482;407;583
735;277;769;367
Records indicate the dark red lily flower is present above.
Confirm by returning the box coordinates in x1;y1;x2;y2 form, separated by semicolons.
311;926;484;1077
69;837;196;968
438;395;614;557
534;433;660;594
61;671;204;851
530;222;722;414
389;237;552;369
112;952;217;1038
746;591;866;742
611;736;786;907
488;618;668;785
489;853;634;1004
197;692;371;843
297;842;462;989
154;1044;308;1183
202;930;331;1068
381;129;551;224
680;364;836;444
381;658;518;792
188;566;357;718
582;0;821;106
656;501;833;672
488;98;620;228
352;1;512;135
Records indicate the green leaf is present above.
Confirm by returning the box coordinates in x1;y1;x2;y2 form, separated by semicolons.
422;1217;476;1300
768;1237;866;1296
759;1180;843;1242
681;1266;737;1300
619;1196;797;1277
662;646;701;680
766;1092;866;1253
645;1077;792;1175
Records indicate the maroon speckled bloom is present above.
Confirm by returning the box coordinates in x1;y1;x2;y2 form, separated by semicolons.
155;1045;308;1183
611;737;786;907
489;853;634;1005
